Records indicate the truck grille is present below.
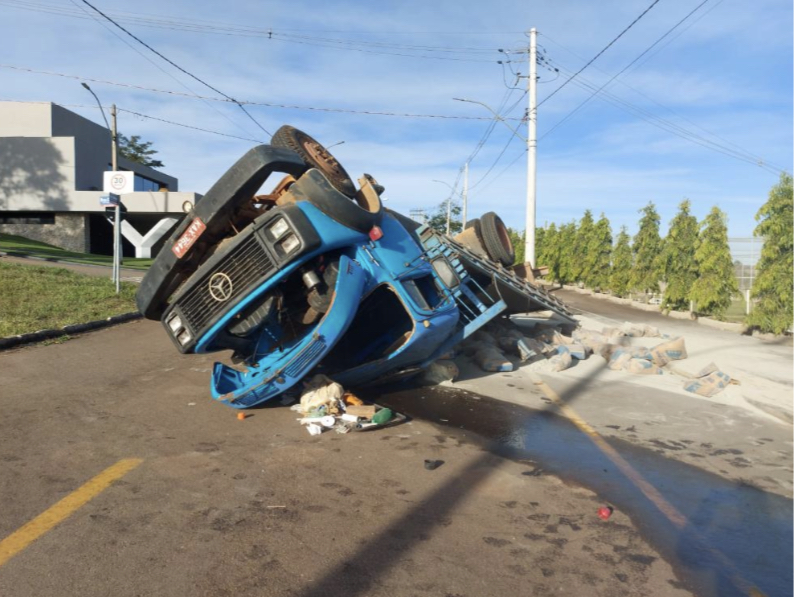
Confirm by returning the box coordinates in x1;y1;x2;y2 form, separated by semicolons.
178;235;275;333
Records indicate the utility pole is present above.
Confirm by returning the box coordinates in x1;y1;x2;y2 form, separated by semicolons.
462;162;468;226
111;104;120;293
525;28;538;268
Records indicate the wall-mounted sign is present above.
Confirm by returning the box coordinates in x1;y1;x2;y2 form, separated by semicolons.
103;171;135;195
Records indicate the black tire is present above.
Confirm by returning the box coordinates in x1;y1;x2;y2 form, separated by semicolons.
464;219;479;230
479;212;515;267
271;125;357;198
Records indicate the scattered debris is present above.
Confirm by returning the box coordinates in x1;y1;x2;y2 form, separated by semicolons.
597;506;614;520
650;337;687;366
237;412;247;420
424;459;444;470
474;346;514;372
683;363;734;397
292;376;404;435
418;360;459;385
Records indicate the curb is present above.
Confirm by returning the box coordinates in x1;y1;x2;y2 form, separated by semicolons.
549;283;750;334
0;312;142;350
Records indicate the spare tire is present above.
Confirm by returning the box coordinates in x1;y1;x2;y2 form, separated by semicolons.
271;126;356;198
479;212;515;267
464;219;480;230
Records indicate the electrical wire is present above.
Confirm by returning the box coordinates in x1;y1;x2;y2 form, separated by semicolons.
540;0;713;140
117;108;262;142
540;60;784;175
538;0;662;108
538;17;787;175
1;99;267;142
65;0;258;141
265;34;497;62
1;0;509;55
79;0;272;137
0;63;517;121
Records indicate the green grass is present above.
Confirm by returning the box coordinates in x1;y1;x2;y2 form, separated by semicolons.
0;261;138;336
0;233;153;270
721;298;748;323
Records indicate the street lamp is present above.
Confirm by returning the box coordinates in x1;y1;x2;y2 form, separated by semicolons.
81;82;110;130
432;179;460;235
81;83;121;292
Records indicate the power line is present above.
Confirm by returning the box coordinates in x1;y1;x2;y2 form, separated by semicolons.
540;0;713;139
66;0;258;141
1;99;266;142
1;0;507;58
538;11;787;175
540;60;784;175
117;108;262;142
1;0;521;37
0;63;519;121
538;0;662;108
79;0;272;137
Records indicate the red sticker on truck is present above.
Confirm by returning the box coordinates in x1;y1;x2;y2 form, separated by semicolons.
172;217;206;259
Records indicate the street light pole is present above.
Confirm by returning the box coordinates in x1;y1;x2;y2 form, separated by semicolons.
462;161;468;226
526;28;538;268
81;83;121;292
111;103;120;293
432;179;459;236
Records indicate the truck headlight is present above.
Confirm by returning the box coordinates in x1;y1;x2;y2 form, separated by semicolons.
278;233;300;255
268;218;290;238
167;314;183;333
177;330;192;346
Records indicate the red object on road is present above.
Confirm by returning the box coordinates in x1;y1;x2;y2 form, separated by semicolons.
598;506;614;520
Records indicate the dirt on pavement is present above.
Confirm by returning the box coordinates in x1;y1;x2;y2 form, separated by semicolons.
0;320;692;597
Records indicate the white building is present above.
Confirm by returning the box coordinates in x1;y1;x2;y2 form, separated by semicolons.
0;101;199;257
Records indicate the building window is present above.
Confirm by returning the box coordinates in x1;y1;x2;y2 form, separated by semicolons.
134;175;166;192
0;212;56;224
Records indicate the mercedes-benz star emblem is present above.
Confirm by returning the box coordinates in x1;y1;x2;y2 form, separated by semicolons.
208;273;233;302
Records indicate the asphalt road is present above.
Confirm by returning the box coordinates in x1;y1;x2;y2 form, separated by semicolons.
0;319;692;597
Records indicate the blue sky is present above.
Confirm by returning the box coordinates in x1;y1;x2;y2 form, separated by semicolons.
1;0;792;238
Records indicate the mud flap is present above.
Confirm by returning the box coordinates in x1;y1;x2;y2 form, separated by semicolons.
210;255;367;408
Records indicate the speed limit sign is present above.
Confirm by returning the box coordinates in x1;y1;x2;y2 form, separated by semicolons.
103;171;134;194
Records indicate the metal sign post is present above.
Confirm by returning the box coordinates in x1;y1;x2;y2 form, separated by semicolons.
100;193;122;290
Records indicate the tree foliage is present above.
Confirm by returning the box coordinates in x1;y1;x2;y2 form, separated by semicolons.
630;202;662;293
660;200;699;310
508;228;526;265
609;226;633;297
747;173;794;333
557;221;578;284
427;198;462;235
690;206;738;317
572;210;595;283
543;223;563;282
118;133;164;168
584;213;612;289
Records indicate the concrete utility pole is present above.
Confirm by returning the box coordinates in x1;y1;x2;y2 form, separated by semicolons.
525;28;538;268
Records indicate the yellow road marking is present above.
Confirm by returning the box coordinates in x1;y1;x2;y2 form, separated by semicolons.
0;458;143;567
524;371;765;597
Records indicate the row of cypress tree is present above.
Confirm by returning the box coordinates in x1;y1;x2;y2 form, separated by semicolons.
524;174;792;331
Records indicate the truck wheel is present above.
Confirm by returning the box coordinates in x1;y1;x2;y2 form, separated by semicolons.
271;126;357;198
464;219;480;230
479;212;515;267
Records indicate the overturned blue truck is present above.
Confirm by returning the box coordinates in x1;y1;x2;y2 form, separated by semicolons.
136;126;575;408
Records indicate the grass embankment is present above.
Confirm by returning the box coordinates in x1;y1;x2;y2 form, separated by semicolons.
0;233;154;270
0;261;138;337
